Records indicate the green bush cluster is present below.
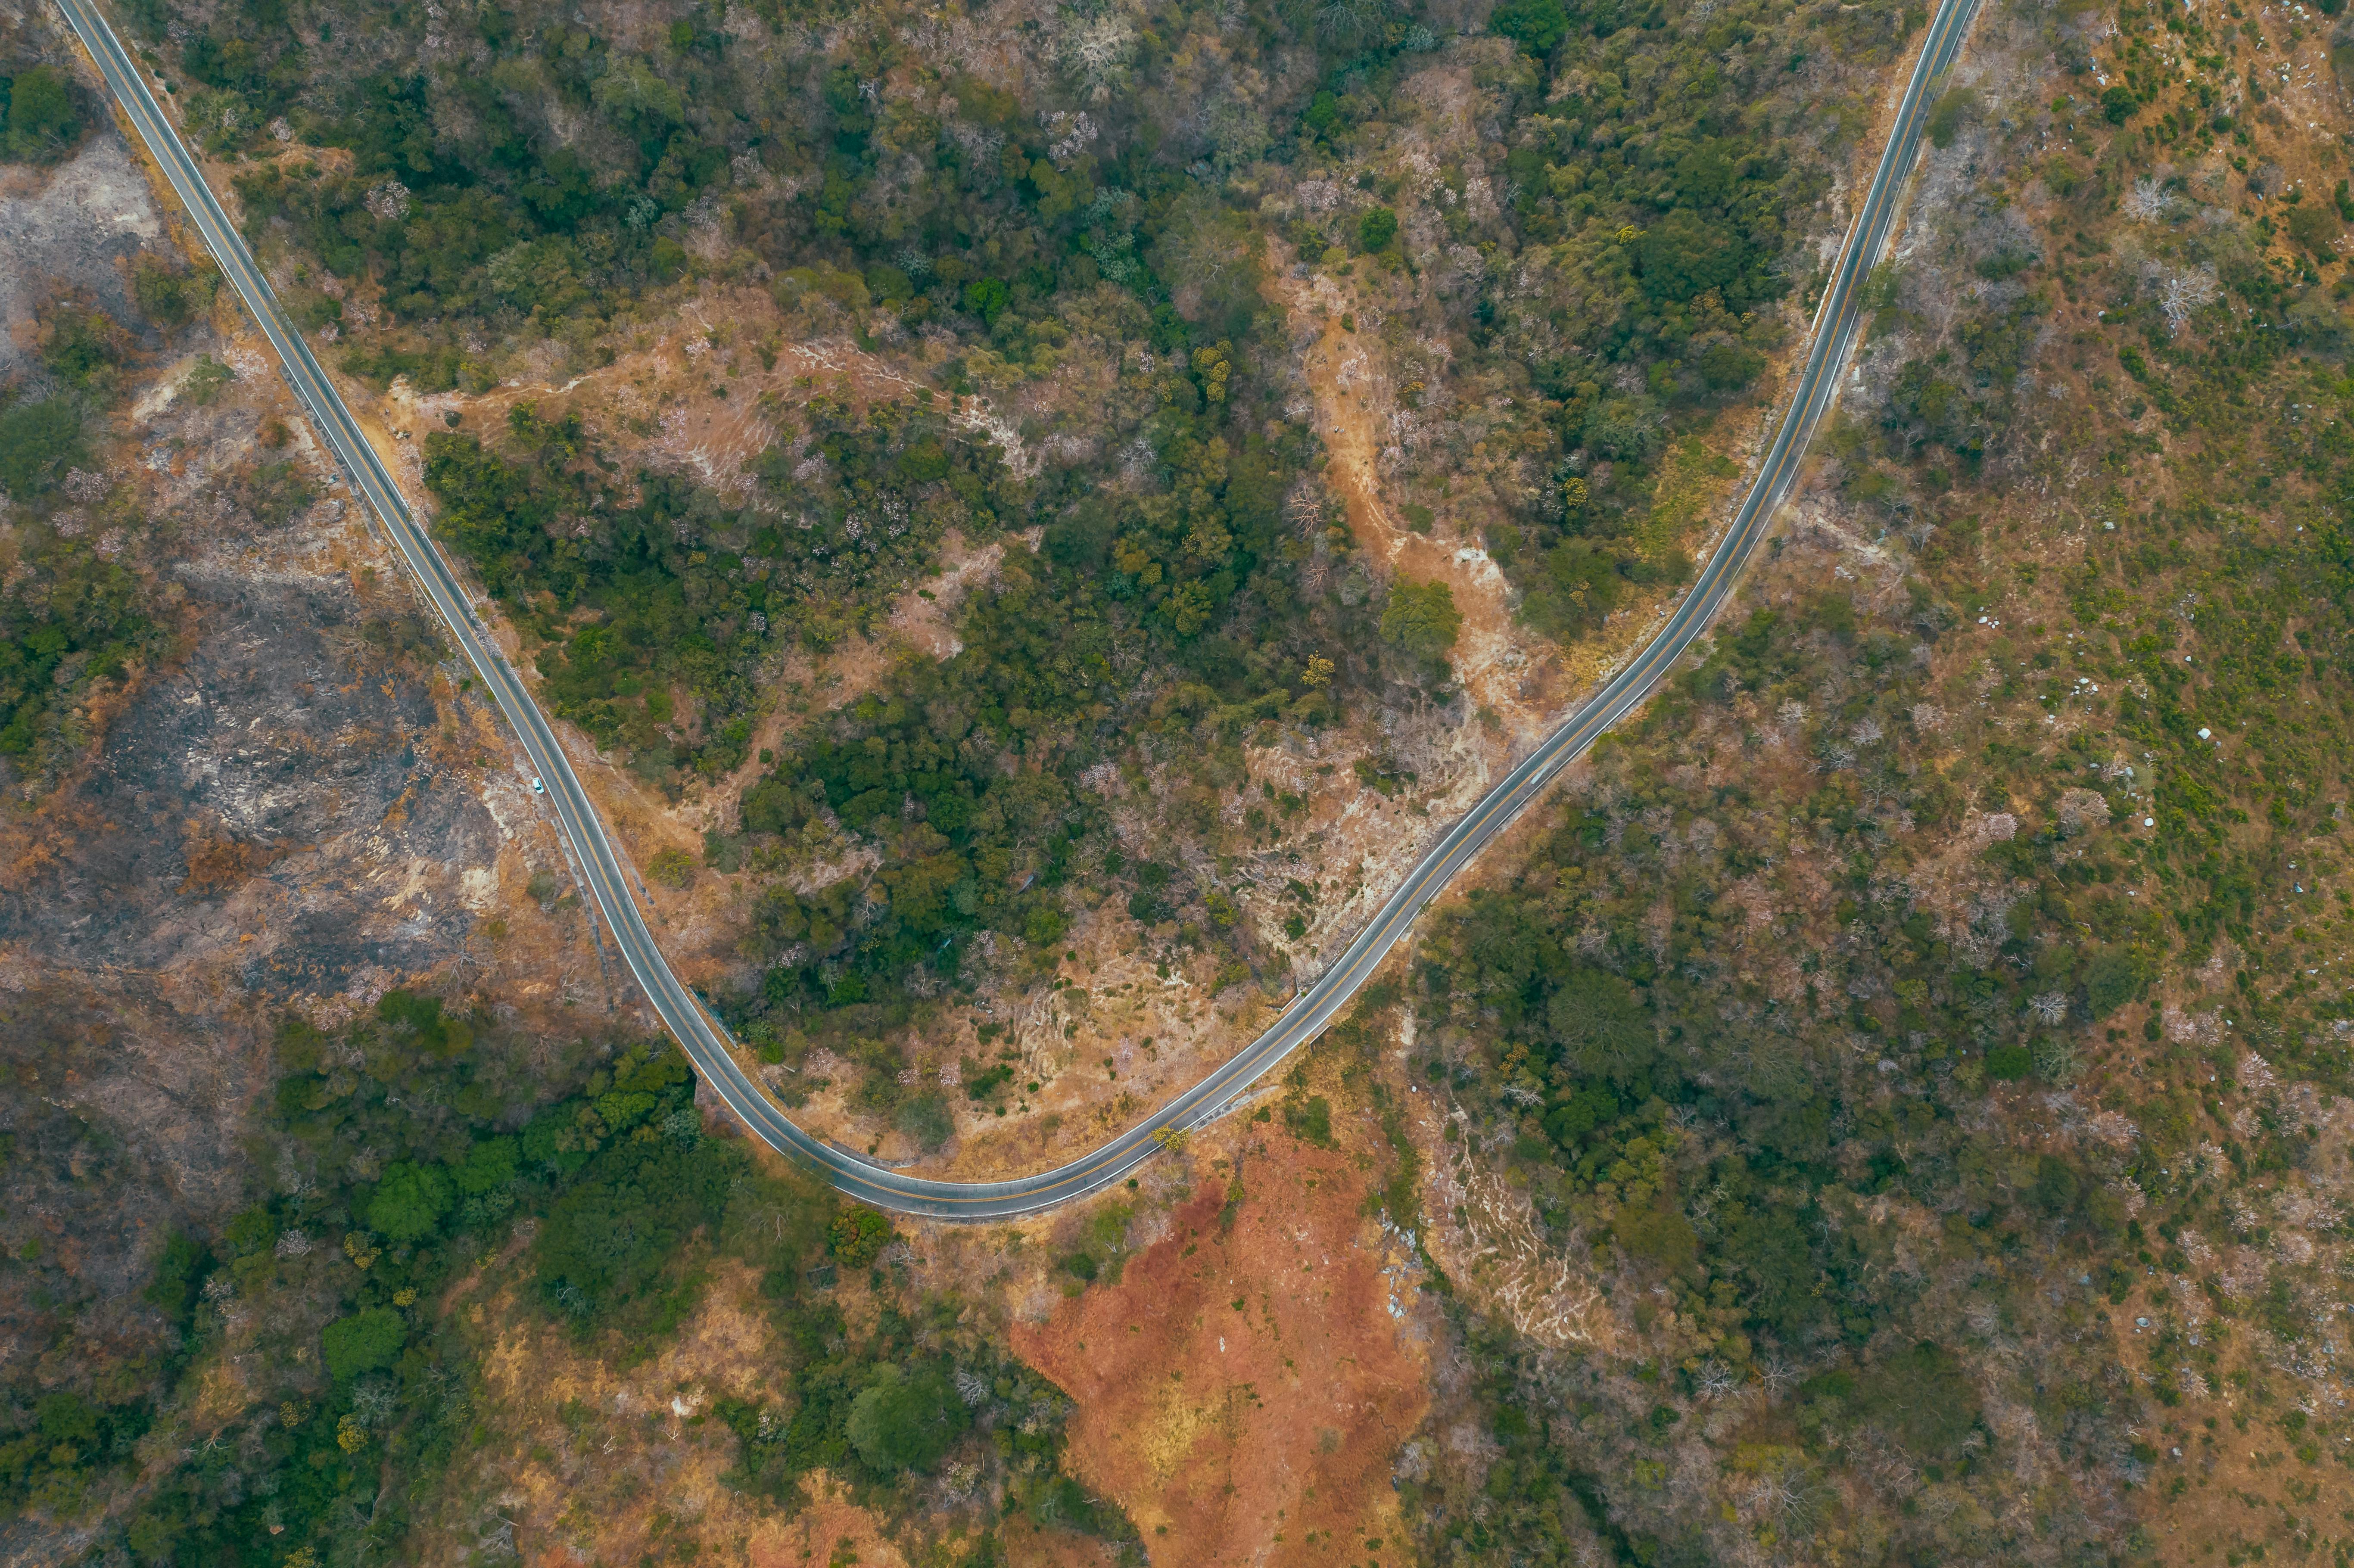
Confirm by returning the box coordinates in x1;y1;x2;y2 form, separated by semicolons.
1408;2;2354;1548
0;509;153;768
711;311;1389;1045
425;396;1023;787
15;983;1137;1561
1304;0;1899;629
0;65;81;163
0;397;84;498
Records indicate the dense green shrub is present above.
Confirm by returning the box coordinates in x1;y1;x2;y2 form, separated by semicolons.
844;1362;970;1473
1491;0;1572;54
319;1308;406;1380
1379;580;1462;664
366;1161;455;1242
0;397;83;498
828;1209;894;1267
0;66;81;162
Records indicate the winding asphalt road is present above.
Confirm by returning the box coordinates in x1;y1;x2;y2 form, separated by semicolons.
60;0;1976;1219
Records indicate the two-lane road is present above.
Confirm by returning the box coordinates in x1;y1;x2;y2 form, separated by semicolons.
59;0;1975;1219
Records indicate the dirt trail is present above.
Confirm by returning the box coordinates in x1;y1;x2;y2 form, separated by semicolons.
1266;256;1778;745
1272;268;1574;739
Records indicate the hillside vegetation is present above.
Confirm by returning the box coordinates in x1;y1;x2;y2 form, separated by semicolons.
1392;0;2354;1562
17;0;2354;1562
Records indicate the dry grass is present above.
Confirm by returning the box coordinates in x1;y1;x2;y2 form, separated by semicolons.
420;1259;912;1568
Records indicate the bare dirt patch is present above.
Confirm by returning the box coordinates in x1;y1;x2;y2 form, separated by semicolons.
1009;1125;1432;1568
0;127;164;380
1276;270;1575;739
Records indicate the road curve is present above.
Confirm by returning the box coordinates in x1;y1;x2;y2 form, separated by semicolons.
60;0;1976;1219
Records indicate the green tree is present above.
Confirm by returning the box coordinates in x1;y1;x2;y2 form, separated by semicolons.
320;1307;406;1380
0;397;87;495
1925;87;1976;149
124;1512;177;1564
39;307;127;392
1546;966;1655;1084
963;277;1010;323
533;1129;738;1316
2287;199;2341;256
1281;1094;1333;1145
1380;580;1462;663
2289;294;2354;355
1582;395;1665;462
1719;1203;1822;1335
1636;211;1747;305
1854;1342;1982;1457
451;1135;519;1196
1617;1198;1700;1272
2082;946;2147;1016
1696;339;1765;391
132;257;208;327
1491;0;1571;54
142;1232;211;1326
894;1092;954;1152
367;1160;455;1242
1358;206;1398;252
589;56;684;130
829;1207;893;1267
845;1362;970;1473
1;67;79;160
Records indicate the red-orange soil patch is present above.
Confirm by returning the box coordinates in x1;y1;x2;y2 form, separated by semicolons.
1012;1145;1430;1567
